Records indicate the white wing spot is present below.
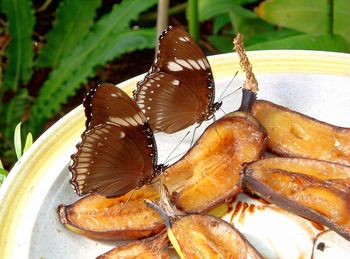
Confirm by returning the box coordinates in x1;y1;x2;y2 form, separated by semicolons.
167;61;183;71
197;59;206;70
126;117;138;126
179;36;189;42
176;59;192;69
110;118;131;127
188;59;200;70
111;93;118;97
172;80;180;86
133;113;144;125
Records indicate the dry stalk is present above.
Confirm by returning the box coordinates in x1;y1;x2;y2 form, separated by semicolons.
233;33;258;94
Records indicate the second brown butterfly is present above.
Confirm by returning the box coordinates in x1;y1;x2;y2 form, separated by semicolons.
133;26;222;134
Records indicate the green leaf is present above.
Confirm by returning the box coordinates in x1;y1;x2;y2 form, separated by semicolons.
229;10;274;36
29;0;158;134
235;0;260;4
213;14;231;34
199;0;275;36
199;0;256;21
208;35;233;53
0;173;7;185
0;161;7;184
187;0;200;40
14;122;22;159
23;132;33;153
334;0;350;43
198;0;278;40
2;89;28;142
244;28;302;46
255;0;328;34
2;0;35;90
247;33;350;52
0;158;8;184
36;0;101;68
30;28;156;133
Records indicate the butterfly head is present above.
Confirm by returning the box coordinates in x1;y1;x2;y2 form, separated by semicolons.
145;163;169;185
209;101;222;117
212;101;222;112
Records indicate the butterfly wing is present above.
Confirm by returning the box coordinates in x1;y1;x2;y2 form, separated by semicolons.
134;26;217;133
70;83;158;197
135;72;200;133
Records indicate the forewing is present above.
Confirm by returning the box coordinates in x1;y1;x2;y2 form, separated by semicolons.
155;27;215;109
134;72;199;133
83;83;147;128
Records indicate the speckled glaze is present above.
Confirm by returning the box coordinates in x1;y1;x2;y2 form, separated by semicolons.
1;50;350;258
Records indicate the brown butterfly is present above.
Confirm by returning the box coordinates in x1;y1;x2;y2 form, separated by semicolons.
70;83;166;198
133;26;222;134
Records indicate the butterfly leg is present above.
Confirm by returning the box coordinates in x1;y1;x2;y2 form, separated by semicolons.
190;123;202;149
163;131;190;165
118;189;137;214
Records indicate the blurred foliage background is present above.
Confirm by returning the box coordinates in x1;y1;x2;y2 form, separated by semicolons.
0;0;349;179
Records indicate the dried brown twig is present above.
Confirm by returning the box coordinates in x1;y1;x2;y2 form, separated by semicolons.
233;33;258;94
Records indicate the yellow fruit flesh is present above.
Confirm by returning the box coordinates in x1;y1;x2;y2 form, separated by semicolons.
252;100;350;166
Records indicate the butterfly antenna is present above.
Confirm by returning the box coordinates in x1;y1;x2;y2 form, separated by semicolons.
118;189;136;214
165;150;188;164
163;131;190;165
219;107;226;115
217;71;239;102
219;86;242;102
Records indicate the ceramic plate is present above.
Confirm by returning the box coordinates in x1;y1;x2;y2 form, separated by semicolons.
1;50;350;258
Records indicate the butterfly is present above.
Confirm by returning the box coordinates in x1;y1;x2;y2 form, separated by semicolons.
133;26;222;134
70;83;166;198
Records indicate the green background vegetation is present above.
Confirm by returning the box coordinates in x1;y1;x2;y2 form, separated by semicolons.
0;0;349;182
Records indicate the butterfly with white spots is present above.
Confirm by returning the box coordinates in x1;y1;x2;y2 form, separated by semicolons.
133;26;222;134
70;83;165;198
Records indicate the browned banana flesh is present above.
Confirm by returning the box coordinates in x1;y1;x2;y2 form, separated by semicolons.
162;112;267;213
146;185;262;259
170;214;262;259
252;100;350;166
97;231;170;259
243;157;350;241
57;186;164;240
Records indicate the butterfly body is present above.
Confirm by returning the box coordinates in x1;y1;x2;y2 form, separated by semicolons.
134;26;222;134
